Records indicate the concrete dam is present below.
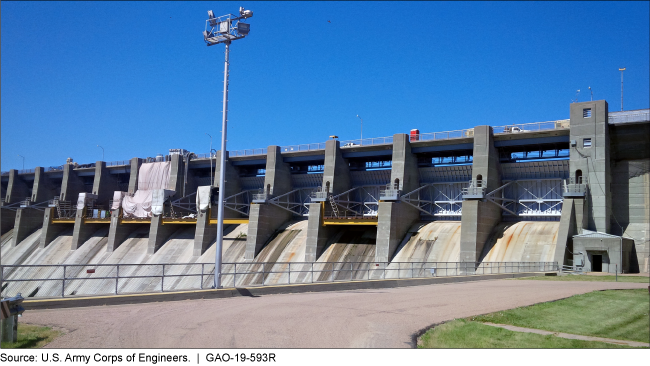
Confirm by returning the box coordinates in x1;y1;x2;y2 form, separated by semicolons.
2;101;649;297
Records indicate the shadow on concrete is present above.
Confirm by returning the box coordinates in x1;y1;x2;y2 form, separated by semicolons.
235;288;260;298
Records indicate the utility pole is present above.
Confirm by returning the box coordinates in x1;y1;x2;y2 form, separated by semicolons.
619;68;625;111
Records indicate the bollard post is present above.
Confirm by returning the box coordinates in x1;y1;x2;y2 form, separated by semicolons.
311;262;314;283
288;263;291;285
1;315;18;343
201;264;204;289
233;263;236;288
115;265;119;295
62;265;66;298
616;264;618;282
161;264;165;292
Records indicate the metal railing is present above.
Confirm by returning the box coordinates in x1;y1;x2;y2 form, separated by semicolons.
5;110;649;173
229;148;268;157
105;160;130;167
44;166;64;172
252;192;269;202
563;177;588;195
379;183;400;200
608;110;649;124
0;261;557;298
560;265;585;275
494;120;569;135
310;191;329;201
462;179;487;197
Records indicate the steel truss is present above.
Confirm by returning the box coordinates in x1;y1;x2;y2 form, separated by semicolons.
168;192;197;218
267;187;318;216
223;190;255;217
486;179;563;217
325;185;381;218
48;198;75;219
1;201;23;212
17;197;49;212
400;182;464;217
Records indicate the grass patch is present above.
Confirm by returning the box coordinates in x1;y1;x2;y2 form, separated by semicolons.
517;275;649;283
472;289;649;343
0;323;63;349
418;319;633;348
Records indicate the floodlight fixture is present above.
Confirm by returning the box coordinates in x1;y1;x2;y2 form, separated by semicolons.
204;9;253;46
239;7;253;18
204;8;253;289
330;135;339;139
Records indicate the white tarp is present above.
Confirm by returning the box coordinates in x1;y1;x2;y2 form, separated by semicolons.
151;189;175;216
137;161;172;190
111;191;126;210
77;193;98;210
196;186;212;212
122;190;153;218
122;161;173;218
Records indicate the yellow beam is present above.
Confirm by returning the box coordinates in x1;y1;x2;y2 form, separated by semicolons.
51;219;75;224
120;219;151;224
323;219;378;226
162;219;197;225
209;218;250;225
84;219;111;224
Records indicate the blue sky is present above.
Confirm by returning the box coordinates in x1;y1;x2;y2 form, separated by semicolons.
2;1;649;170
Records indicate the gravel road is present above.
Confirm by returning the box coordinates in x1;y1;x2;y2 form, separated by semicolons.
21;279;647;348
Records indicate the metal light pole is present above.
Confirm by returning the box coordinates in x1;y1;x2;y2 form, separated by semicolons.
357;115;363;144
17;155;24;170
588;86;593;101
206;133;213;186
204;7;253;289
619;68;625;111
97;145;104;161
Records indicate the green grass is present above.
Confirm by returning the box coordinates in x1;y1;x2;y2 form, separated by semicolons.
0;323;63;349
517;275;650;283
472;289;649;343
417;319;634;348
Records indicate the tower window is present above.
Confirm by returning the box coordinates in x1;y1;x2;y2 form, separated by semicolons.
583;138;592;148
583;108;592;118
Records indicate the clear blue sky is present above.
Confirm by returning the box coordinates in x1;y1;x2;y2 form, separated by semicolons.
2;1;649;170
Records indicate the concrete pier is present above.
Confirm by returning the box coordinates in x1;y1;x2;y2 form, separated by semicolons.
5;170;31;204
60;164;86;202
147;155;184;254
460;126;502;263
92;161;121;207
40;208;71;248
246;146;293;260
10;207;43;247
31;167;58;203
107;158;142;252
305;139;351;261
569;101;611;233
148;215;177;254
127;158;143;194
376;134;421;262
194;151;242;256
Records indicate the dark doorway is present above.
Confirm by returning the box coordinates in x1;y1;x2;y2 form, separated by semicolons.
592;254;603;272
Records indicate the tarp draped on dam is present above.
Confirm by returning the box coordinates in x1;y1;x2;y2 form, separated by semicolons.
122;161;173;218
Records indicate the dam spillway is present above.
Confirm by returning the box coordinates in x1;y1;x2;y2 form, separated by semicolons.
1;103;649;298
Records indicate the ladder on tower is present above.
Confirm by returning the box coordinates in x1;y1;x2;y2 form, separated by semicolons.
328;194;340;218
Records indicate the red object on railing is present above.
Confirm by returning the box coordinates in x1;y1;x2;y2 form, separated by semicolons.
410;129;420;141
86;269;95;274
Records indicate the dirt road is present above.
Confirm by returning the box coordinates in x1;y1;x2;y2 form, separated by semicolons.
22;279;647;348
